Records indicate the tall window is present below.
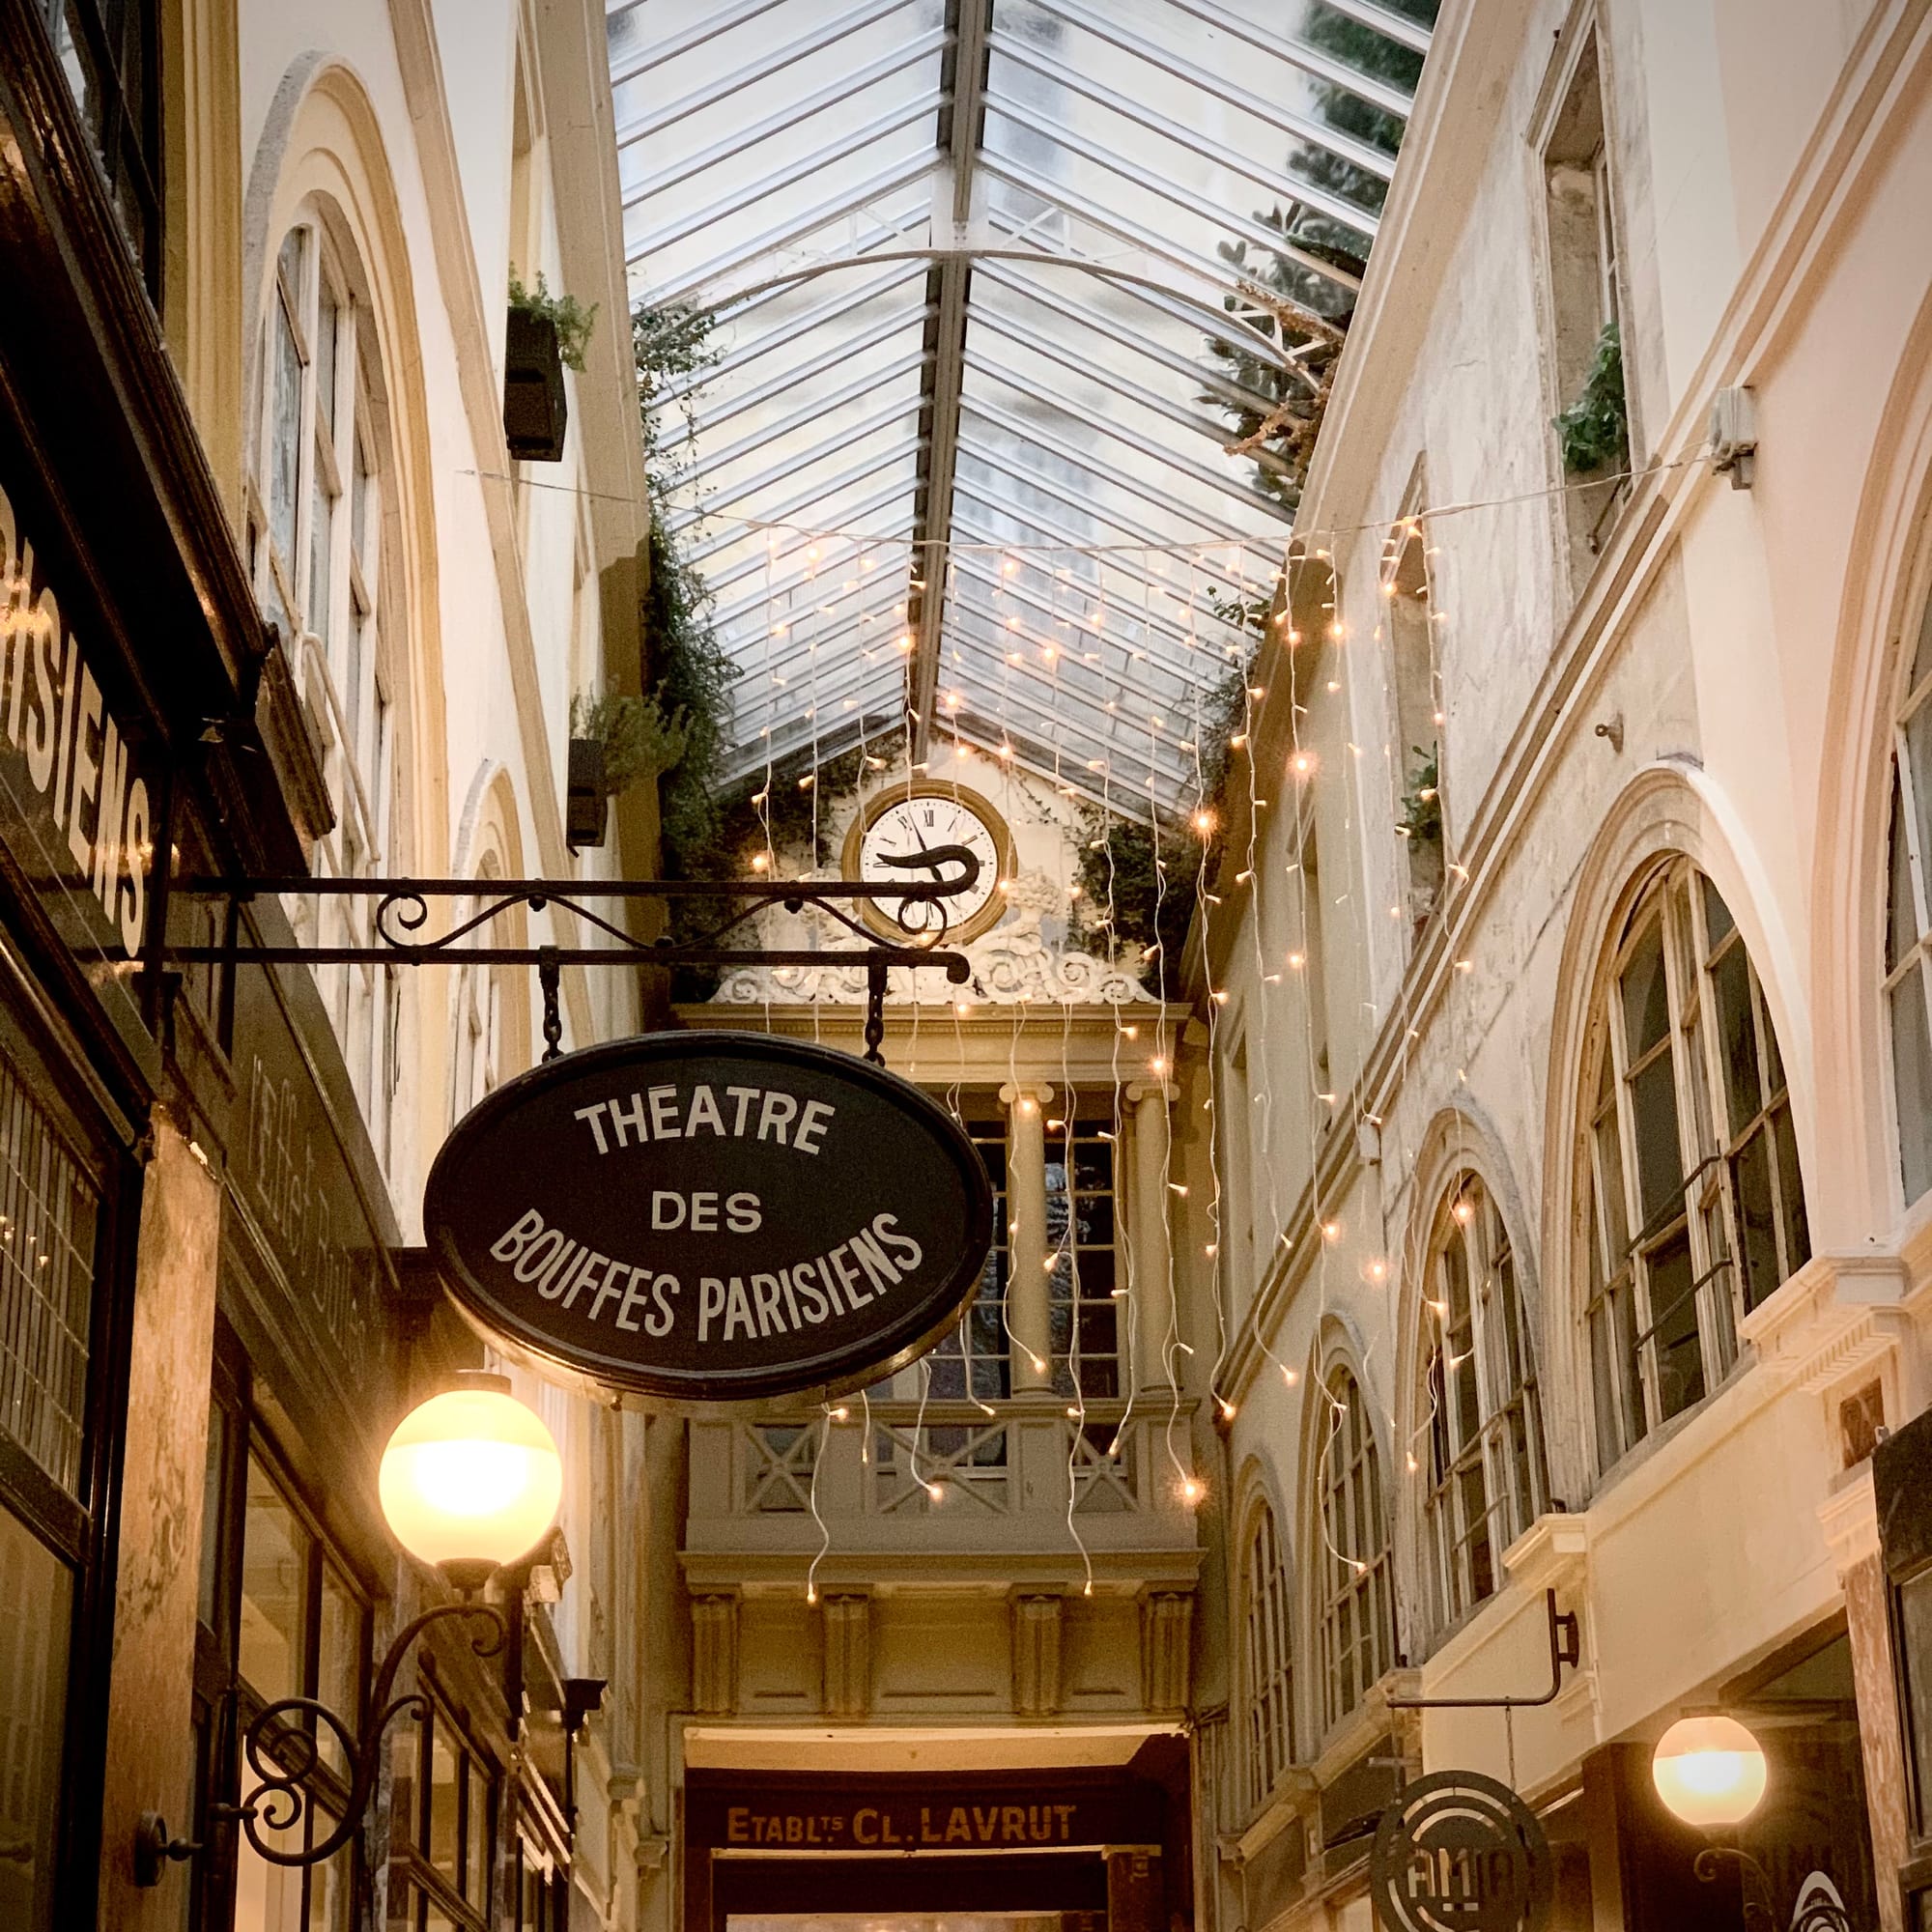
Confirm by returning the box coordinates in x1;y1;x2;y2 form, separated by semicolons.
386;1690;497;1932
1241;1501;1294;1809
194;1400;368;1932
1886;595;1932;1205
1318;1368;1393;1732
1049;1120;1119;1398
1422;1178;1546;1627
249;218;402;1162
1387;525;1444;920
40;0;160;291
1585;860;1810;1469
930;1114;1009;1401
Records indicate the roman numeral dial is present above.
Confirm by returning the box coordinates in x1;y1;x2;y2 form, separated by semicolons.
842;783;1014;947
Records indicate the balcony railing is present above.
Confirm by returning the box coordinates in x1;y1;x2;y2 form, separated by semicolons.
686;1400;1202;1561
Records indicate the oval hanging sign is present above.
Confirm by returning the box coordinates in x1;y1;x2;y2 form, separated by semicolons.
424;1032;994;1405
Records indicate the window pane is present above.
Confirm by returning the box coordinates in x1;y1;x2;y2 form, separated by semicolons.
1731;1128;1781;1310
305;1813;351;1932
240;1459;306;1702
270;299;303;574
429;1727;459;1886
1701;875;1736;945
1590;1302;1621;1466
316;1566;360;1775
308;474;333;643
1646;1231;1703;1422
1892;964;1932;1204
1710;940;1761;1133
315;284;339;438
466;1758;490;1901
1620;918;1670;1056
383;1878;414;1932
389;1719;418;1850
197;1402;228;1629
1773;1103;1810;1275
1629;1052;1683;1226
1909;697;1932;904
0;1059;100;1497
1901;1569;1932;1837
233;1801;305;1932
1890;775;1921;973
353;439;375;567
0;1508;71;1932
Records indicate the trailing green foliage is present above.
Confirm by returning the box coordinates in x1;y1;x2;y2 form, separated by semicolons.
1203;3;1439;506
1073;653;1254;996
1553;321;1630;475
1395;744;1441;846
569;691;688;793
509;271;597;374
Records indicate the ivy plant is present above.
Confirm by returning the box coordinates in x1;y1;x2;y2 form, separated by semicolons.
509;271;598;374
1395;744;1442;846
569;691;688;793
1553;320;1630;475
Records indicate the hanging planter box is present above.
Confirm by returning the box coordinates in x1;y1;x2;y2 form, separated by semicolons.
566;737;608;849
504;306;568;462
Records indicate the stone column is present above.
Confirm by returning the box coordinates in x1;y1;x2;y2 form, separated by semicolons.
98;1113;222;1931
1002;1083;1054;1392
1128;1081;1179;1393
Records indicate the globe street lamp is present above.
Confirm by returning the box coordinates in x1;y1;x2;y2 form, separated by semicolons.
136;1373;563;1885
1652;1715;1781;1928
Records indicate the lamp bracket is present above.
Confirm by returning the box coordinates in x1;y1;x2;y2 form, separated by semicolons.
1386;1588;1581;1711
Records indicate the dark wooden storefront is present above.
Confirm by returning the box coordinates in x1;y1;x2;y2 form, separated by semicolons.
684;1747;1189;1932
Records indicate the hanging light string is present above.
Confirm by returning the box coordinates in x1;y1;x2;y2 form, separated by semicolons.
463;445;1704;557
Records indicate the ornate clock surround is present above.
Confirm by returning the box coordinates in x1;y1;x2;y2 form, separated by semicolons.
839;781;1018;946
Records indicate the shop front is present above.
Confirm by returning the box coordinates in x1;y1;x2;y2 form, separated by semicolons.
684;1752;1190;1932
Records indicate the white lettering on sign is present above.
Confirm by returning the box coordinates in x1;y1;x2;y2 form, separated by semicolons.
572;1082;837;1155
485;1206;923;1343
0;481;151;953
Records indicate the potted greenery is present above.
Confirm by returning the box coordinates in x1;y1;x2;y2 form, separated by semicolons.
1553;320;1629;475
567;691;686;849
505;273;596;462
1395;744;1445;920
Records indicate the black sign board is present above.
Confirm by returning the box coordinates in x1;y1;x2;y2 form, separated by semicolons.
425;1032;994;1404
1369;1770;1552;1932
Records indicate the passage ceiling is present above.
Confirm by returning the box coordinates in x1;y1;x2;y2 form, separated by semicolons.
607;0;1433;820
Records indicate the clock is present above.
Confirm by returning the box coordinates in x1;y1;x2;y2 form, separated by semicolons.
840;782;1016;945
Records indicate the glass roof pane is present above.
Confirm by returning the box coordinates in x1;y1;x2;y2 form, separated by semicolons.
611;0;1434;820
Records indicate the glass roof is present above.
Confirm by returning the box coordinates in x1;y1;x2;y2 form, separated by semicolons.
607;0;1433;821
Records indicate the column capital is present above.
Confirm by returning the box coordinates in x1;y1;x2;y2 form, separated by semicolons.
999;1081;1056;1108
1124;1080;1179;1106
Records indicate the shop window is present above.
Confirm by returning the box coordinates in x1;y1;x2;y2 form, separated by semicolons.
191;1371;370;1932
1421;1177;1546;1628
0;1024;110;1932
246;214;403;1170
37;0;160;293
1887;593;1932;1206
1317;1367;1394;1732
929;1116;1009;1401
386;1688;497;1932
1048;1120;1120;1399
1584;860;1809;1470
1241;1498;1294;1809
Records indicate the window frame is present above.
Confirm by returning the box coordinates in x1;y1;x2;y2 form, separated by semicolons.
1240;1497;1294;1810
190;1347;373;1932
1583;858;1809;1470
1421;1176;1547;1629
1316;1366;1394;1735
1884;595;1932;1208
246;212;404;1168
385;1677;500;1932
1046;1116;1122;1401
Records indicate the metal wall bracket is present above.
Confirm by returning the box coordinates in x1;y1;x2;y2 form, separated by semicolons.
1385;1589;1581;1711
166;848;982;1067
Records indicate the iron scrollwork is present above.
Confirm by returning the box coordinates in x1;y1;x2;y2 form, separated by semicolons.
215;1601;504;1867
171;847;984;1068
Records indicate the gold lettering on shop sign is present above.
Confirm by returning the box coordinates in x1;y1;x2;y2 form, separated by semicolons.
720;1802;1083;1850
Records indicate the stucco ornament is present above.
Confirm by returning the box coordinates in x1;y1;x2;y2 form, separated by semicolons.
711;867;1155;1007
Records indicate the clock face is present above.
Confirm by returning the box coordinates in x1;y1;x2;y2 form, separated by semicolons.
852;789;1009;942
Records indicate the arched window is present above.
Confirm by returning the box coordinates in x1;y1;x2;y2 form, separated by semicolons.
1422;1178;1546;1626
1584;859;1809;1468
1886;597;1932;1205
1318;1368;1393;1731
1241;1500;1293;1807
248;213;402;1158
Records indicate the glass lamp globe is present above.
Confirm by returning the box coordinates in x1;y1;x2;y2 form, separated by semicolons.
380;1374;563;1590
1651;1714;1769;1830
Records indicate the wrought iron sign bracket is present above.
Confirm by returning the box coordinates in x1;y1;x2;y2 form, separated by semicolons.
1384;1588;1581;1711
165;849;980;1066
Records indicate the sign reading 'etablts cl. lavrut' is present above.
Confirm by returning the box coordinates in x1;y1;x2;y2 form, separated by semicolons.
424;1033;994;1404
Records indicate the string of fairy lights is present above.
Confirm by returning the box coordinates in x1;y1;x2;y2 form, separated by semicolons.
506;445;1697;1641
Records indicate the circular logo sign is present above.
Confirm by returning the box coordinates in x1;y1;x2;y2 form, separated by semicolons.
424;1032;994;1406
1369;1771;1553;1932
